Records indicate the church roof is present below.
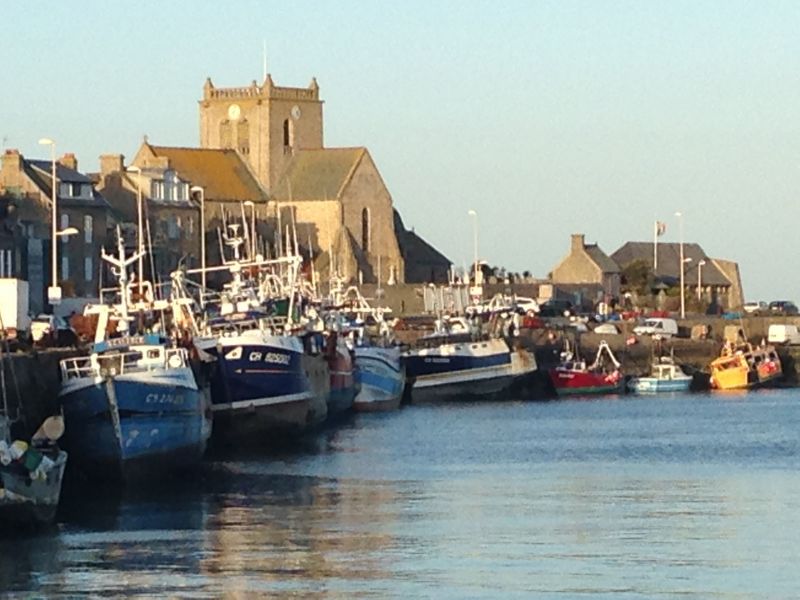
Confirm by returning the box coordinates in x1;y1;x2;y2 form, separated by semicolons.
271;148;366;201
142;144;267;203
393;209;452;282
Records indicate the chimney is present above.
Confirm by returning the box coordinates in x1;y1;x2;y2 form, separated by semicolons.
1;149;22;174
59;152;77;171
571;233;586;253
99;154;125;177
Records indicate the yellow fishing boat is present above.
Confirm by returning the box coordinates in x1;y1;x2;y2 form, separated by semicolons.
709;341;782;390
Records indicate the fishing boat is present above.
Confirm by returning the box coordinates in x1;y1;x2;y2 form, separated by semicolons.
0;414;67;527
709;340;782;390
335;287;404;412
172;224;330;441
58;233;211;479
548;339;623;396
627;355;692;394
324;330;357;418
403;314;537;401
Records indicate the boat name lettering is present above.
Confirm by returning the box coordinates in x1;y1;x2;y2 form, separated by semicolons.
145;393;184;405
425;358;450;364
248;352;291;365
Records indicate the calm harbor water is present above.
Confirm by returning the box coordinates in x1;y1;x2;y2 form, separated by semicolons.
4;389;800;598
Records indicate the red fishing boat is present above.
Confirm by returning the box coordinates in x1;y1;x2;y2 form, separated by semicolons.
548;340;623;396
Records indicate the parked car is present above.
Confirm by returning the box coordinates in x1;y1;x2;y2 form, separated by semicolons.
769;300;799;315
593;322;621;335
743;301;768;315
539;299;574;317
633;317;679;340
768;324;800;345
30;314;77;347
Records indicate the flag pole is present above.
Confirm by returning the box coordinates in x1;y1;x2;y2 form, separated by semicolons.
653;220;658;271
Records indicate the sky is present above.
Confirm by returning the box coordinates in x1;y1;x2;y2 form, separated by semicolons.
2;1;800;301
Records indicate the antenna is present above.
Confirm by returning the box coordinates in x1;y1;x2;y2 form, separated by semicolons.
262;39;267;82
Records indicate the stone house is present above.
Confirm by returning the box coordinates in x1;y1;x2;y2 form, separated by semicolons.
550;234;621;305
0;149;111;312
96;144;268;282
611;241;742;309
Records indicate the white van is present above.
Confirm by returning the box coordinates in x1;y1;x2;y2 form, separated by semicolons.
767;324;800;345
633;317;679;340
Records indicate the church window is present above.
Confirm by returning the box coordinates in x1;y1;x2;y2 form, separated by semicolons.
283;119;290;148
238;119;250;155
220;120;232;148
361;207;370;252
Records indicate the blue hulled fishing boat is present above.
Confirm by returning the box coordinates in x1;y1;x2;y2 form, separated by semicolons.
58;233;211;479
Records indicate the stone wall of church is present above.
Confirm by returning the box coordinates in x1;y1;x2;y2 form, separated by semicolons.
277;200;341;254
340;154;404;284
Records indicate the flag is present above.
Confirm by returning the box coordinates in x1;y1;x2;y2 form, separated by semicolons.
656;221;666;236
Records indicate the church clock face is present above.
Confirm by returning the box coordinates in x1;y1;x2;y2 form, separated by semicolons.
228;104;241;120
291;105;301;120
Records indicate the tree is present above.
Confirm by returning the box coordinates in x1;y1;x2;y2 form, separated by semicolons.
620;259;652;296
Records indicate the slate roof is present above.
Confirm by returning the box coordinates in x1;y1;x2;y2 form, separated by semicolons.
25;159;109;208
611;241;732;286
393;209;452;282
584;244;620;274
271;148;365;201
143;145;267;203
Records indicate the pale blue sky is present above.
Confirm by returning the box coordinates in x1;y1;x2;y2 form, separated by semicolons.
3;1;799;301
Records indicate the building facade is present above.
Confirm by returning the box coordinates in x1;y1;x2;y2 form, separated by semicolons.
0;149;110;312
550;233;621;303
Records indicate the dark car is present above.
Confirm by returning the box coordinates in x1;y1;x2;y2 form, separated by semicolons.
538;299;574;317
768;300;799;315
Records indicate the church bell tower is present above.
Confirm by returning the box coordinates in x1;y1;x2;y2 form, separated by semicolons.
199;75;324;191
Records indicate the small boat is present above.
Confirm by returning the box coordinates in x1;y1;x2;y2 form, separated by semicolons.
324;331;357;418
0;416;68;527
709;340;782;390
548;340;623;396
58;233;211;479
403;314;537;401
627;355;692;394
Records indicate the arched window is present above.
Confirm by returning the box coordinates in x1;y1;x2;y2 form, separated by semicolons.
361;207;370;252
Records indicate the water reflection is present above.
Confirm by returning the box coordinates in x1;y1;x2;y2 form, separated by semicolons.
3;391;800;597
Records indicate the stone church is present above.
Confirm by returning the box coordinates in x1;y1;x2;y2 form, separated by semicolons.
198;75;449;284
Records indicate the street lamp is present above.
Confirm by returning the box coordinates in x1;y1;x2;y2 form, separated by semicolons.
675;211;685;319
467;209;478;287
126;166;144;298
190;185;206;289
697;259;706;301
243;200;256;259
38;137;61;307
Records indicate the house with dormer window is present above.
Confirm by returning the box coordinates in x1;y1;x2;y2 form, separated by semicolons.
0;149;111;313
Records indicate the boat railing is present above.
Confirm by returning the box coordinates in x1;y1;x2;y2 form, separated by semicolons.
60;347;189;380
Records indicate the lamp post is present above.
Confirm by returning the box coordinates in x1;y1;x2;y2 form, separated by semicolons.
126;166;144;298
190;185;206;289
697;259;706;301
243;200;256;259
675;211;685;319
38;138;61;307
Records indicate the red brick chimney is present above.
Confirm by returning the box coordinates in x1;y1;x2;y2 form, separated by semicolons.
59;152;78;171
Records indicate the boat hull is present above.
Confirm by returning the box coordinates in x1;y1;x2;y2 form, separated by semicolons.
549;369;623;396
60;369;209;479
197;333;329;439
353;346;404;412
404;340;537;401
627;377;692;394
0;450;67;527
327;343;357;419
